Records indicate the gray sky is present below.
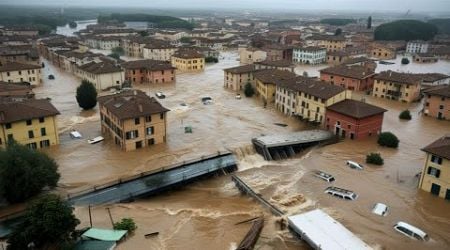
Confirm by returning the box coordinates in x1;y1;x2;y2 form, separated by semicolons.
2;0;450;12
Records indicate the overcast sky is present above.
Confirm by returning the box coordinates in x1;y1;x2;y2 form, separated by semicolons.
2;0;450;12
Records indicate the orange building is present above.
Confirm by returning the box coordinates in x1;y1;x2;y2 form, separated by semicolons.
423;85;450;120
320;65;375;92
122;59;176;85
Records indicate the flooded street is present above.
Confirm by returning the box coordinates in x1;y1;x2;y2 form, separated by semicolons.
33;47;450;249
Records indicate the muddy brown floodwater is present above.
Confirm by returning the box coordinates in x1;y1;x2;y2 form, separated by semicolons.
33;50;450;249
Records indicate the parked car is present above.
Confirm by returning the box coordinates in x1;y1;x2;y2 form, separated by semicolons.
201;96;213;104
313;171;335;182
324;186;357;200
394;222;429;241
372;203;388;216
156;92;166;99
346;160;363;170
48;74;55;80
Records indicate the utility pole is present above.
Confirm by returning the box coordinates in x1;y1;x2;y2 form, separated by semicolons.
106;207;115;228
88;204;93;228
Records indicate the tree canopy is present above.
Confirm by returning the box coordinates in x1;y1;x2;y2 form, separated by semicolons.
320;18;356;26
428;18;450;35
374;20;438;41
0;141;60;203
76;80;98;110
378;132;400;148
98;13;194;30
7;194;80;250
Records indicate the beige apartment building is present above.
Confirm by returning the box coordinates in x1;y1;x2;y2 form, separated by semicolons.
98;90;170;151
239;47;267;65
171;50;205;72
423;85;450;120
419;135;450;200
254;69;297;104
223;64;257;91
372;71;422;103
0;62;42;86
143;43;177;61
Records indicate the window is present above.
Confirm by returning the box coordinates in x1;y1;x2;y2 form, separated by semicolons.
431;155;443;165
125;130;139;140
28;130;34;139
427;167;441;178
439;105;444;109
26;119;32;125
39;117;45;123
146;126;154;135
160;113;164;119
5;123;11;129
348;124;351;129
337;121;341;125
41;128;46;136
146;116;152;122
135;118;140;125
40;140;50;148
27;142;37;149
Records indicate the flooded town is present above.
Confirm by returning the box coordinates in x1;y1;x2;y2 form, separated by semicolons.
0;1;450;250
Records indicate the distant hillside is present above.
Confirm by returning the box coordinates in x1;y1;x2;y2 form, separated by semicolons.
374;20;438;41
428;19;450;34
320;18;356;26
98;13;194;30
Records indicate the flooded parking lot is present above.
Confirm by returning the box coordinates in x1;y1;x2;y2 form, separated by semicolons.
34;49;450;249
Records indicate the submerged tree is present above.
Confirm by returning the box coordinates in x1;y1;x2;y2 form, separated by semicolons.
114;218;137;232
244;82;255;97
76;80;98;110
378;132;400;148
112;46;125;56
335;28;342;36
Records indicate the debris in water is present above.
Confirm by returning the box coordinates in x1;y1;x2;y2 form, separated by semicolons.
274;123;288;127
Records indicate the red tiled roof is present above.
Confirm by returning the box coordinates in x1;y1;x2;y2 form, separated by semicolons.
327;99;387;119
422;135;450;160
0;99;59;124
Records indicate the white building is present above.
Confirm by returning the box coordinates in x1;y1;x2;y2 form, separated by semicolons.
0;62;42;86
406;40;429;54
143;44;177;61
238;47;267;65
74;61;124;91
293;47;326;65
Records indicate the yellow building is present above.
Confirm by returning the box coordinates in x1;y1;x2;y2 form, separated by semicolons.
254;69;296;104
98;90;169;151
0;62;42;86
0;99;60;149
307;35;347;52
223;64;257;91
419;135;450;200
171;49;205;72
372;71;422;103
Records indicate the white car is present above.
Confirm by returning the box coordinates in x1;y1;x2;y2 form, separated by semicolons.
235;94;241;99
313;171;335;182
155;92;166;99
394;221;429;241
346;160;363;170
324;186;358;201
372;203;388;216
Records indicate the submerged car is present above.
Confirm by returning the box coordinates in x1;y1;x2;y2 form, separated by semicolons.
324;186;357;200
313;171;335;182
156;92;166;99
372;203;388;216
48;74;55;80
346;160;363;170
235;94;241;99
201;96;213;104
394;221;429;241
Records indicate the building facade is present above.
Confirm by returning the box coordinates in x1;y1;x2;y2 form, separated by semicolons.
372;71;422;103
423;85;450;120
122;59;176;85
406;40;429;54
75;61;124;90
223;64;257;91
292;47;326;65
254;69;296;104
143;44;177;61
320;65;375;92
238;47;267;65
171;50;205;72
0;62;42;86
98;90;169;151
419;136;450;200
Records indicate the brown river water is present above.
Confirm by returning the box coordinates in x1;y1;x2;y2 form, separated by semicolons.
30;51;450;249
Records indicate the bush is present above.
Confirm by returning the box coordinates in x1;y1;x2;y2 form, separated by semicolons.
7;194;79;249
401;58;410;65
0;141;60;203
112;46;125;56
76;80;98;110
114;218;137;232
108;53;120;60
377;132;399;148
399;110;412;120
366;153;384;165
68;21;77;28
244;82;255;97
335;28;342;36
205;56;219;63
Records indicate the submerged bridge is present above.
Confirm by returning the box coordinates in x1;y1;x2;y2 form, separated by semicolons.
252;130;334;161
68;152;237;206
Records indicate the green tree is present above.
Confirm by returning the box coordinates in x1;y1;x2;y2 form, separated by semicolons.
0;141;60;203
76;80;98;110
320;18;356;26
111;46;125;56
401;58;410;65
302;71;309;77
68;21;77;28
366;153;384;165
244;82;255;97
374;20;438;41
138;30;149;37
399;110;412;120
335;28;342;36
377;132;399;148
180;37;192;43
7;194;80;250
113;218;137;232
108;53;121;60
205;56;218;63
367;16;372;29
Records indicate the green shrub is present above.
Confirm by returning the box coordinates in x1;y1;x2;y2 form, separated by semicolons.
399;110;412;120
366;153;384;165
377;132;399;148
401;58;410;65
113;218;137;232
205;56;218;63
244;82;255;97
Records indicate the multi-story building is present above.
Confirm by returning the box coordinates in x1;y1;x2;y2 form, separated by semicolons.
143;43;177;61
325;99;386;140
171;49;205;72
254;69;297;104
0;62;42;86
306;35;347;52
292;47;326;65
0;99;60;149
423;85;450;120
254;60;295;72
369;43;400;60
84;36;121;50
122;59;176;85
372;71;422;103
263;44;293;61
320;65;376;91
74;61;124;90
412;53;438;63
0;45;40;66
419;135;450;200
406;40;429;54
97;90;169;151
0;81;34;102
223;64;257;91
238;47;267;65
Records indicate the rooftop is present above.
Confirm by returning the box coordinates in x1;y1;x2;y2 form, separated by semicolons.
374;71;423;85
223;64;257;74
253;130;333;148
0;62;41;72
78;61;123;75
0;99;60;124
423;85;450;98
422;135;450;160
253;69;297;84
320;65;375;80
294;46;326;52
98;90;169;120
255;59;293;67
172;49;205;59
327;99;387;119
121;59;175;71
278;76;346;99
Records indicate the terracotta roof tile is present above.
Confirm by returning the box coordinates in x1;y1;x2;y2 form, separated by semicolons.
423;85;450;98
327;99;387;119
320;65;375;80
0;62;41;72
121;59;175;71
0;99;59;124
422;135;450;160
